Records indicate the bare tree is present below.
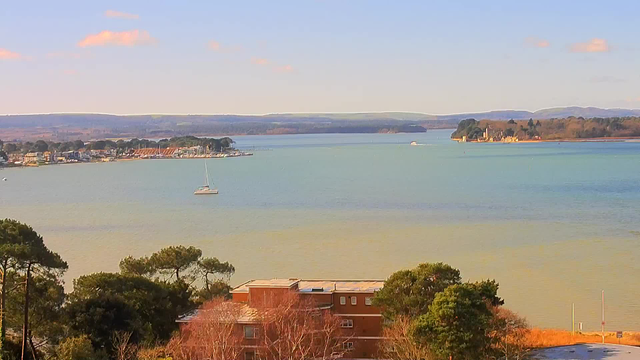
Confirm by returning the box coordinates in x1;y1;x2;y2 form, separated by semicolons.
258;292;347;360
112;331;137;360
489;307;531;360
378;315;433;360
176;298;246;360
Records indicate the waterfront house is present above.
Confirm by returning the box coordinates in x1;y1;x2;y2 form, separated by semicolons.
23;152;44;165
178;278;385;360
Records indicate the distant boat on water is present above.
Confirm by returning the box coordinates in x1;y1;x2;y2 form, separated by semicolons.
194;161;218;195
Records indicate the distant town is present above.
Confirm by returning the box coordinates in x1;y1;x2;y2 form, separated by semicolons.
0;136;252;168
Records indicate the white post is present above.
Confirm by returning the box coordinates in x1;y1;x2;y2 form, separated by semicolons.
572;303;575;337
601;290;605;344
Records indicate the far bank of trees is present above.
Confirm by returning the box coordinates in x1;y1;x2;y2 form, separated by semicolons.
0;136;235;156
451;116;640;141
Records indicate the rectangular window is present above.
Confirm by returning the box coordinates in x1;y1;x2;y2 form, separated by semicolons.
343;342;354;351
365;297;372;306
245;351;255;360
341;319;354;328
340;296;346;305
244;326;257;339
351;296;357;305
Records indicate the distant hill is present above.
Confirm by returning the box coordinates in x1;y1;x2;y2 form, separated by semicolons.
1;107;640;141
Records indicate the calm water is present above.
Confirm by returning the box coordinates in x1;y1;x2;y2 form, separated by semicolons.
1;129;640;330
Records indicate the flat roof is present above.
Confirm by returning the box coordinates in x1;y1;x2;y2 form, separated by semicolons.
177;302;258;323
231;279;384;294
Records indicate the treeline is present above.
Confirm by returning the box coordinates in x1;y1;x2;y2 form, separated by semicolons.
0;219;235;360
0;136;235;156
451;116;640;141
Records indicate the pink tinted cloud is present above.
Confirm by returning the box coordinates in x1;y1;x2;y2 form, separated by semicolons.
274;64;294;73
63;69;78;76
0;48;23;60
208;40;221;51
104;10;139;19
251;58;269;65
208;40;243;53
570;38;610;53
77;30;155;47
525;37;550;48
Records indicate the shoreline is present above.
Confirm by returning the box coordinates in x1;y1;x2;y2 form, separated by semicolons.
452;136;640;143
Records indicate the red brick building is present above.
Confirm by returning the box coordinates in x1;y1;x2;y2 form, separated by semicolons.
180;278;385;360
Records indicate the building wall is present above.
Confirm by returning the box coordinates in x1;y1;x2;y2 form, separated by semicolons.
248;287;296;307
232;292;249;302
232;286;383;359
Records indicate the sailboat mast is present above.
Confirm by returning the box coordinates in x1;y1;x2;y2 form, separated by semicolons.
204;162;210;186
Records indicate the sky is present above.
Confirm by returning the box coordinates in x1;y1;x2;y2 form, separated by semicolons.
1;0;639;115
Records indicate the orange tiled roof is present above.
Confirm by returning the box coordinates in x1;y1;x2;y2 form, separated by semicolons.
133;147;178;156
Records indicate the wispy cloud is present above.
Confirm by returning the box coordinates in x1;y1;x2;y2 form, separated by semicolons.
525;37;550;48
625;97;640;103
208;40;220;51
251;58;269;65
274;64;294;73
207;40;242;53
571;38;610;53
0;48;24;60
105;10;139;20
63;69;78;76
77;30;155;47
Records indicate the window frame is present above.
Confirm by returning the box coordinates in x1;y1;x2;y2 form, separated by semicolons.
339;296;346;305
244;325;257;339
244;351;256;360
340;319;354;328
365;296;372;306
343;342;354;351
351;296;357;305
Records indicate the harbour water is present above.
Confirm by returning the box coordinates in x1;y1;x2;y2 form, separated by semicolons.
1;129;640;330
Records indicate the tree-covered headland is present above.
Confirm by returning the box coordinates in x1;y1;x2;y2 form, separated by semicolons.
451;116;640;141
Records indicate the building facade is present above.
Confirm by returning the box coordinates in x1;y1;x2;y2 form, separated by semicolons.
180;278;385;360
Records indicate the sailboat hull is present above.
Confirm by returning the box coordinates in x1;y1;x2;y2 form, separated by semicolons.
194;189;219;195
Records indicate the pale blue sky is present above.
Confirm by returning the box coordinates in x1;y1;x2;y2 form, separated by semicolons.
1;1;639;115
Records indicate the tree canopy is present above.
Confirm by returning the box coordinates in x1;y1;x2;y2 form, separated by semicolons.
148;245;202;281
373;262;461;319
412;281;502;360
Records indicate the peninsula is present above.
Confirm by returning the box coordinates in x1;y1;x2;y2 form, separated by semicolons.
451;117;640;142
0;135;251;167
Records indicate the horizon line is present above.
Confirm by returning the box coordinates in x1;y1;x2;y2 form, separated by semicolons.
2;105;640;117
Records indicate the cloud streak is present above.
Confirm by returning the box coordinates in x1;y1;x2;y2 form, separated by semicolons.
105;10;139;19
208;40;242;53
274;64;294;73
251;58;269;65
77;30;155;47
525;37;550;48
208;41;220;51
571;38;610;53
0;48;23;60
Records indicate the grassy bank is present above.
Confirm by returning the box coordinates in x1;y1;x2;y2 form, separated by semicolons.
526;329;640;348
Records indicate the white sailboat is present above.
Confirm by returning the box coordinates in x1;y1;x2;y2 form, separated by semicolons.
194;161;219;195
